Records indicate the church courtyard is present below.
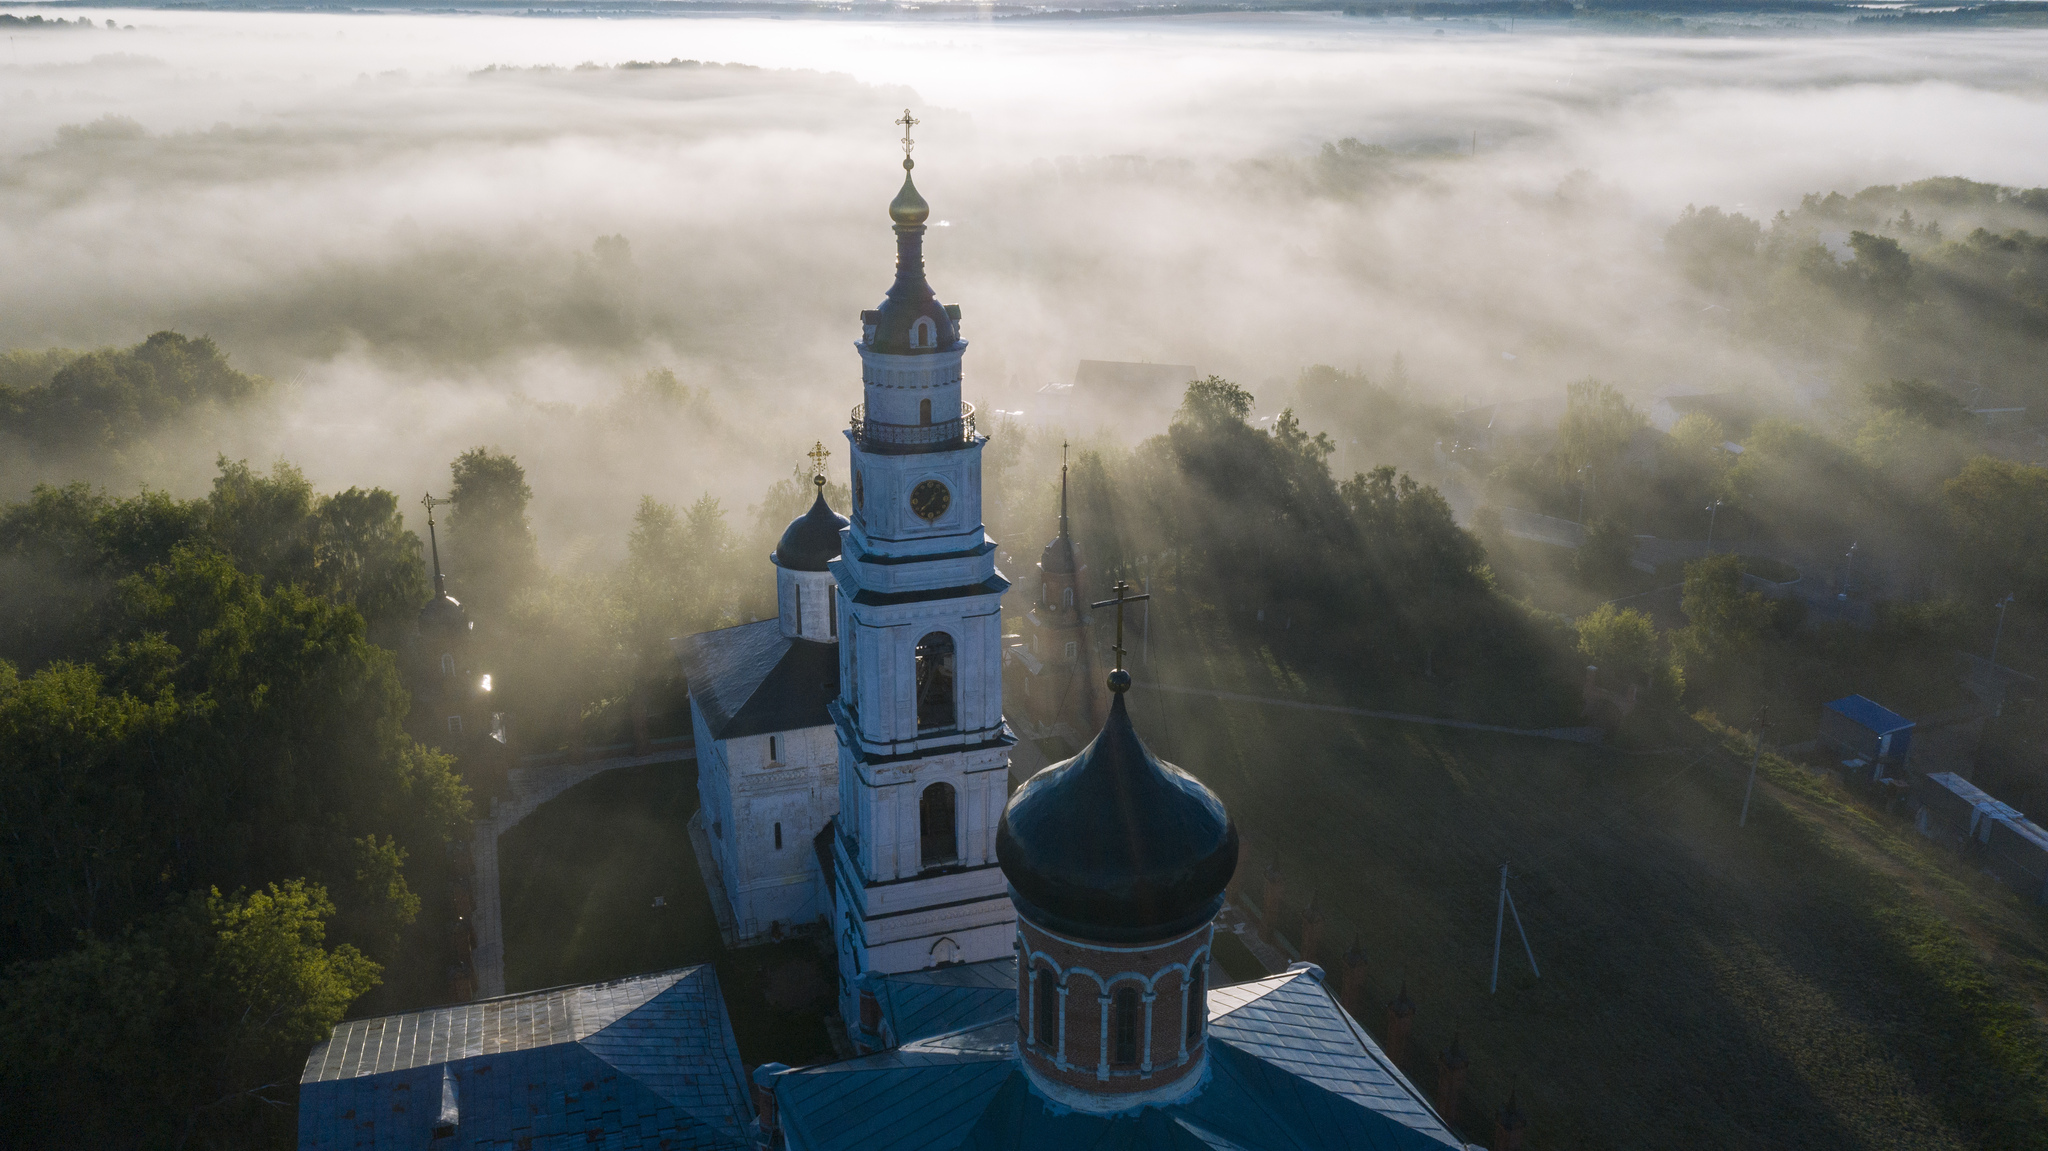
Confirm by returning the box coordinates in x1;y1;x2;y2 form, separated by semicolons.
497;759;840;1068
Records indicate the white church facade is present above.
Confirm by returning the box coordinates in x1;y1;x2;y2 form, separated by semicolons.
681;125;1018;1010
676;475;848;944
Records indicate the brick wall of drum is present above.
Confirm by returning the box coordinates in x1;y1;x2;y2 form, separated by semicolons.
1014;915;1212;1098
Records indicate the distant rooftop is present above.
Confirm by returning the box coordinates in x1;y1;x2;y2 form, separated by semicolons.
1825;694;1913;735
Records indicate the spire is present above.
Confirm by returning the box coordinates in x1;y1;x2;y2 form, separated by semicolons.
863;111;955;356
418;493;466;634
422;493;455;597
1059;441;1070;539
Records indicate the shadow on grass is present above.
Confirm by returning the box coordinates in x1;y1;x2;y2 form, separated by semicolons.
1124;659;2048;1151
497;759;838;1067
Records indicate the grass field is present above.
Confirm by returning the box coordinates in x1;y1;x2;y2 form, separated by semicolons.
496;760;839;1067
1123;619;2048;1150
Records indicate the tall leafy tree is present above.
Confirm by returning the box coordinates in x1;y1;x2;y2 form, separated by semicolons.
446;447;541;621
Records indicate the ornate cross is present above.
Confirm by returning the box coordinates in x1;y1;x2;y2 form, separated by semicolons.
896;109;919;159
808;440;831;481
1090;579;1151;672
421;492;454;526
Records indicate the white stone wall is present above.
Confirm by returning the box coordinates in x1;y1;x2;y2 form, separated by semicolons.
693;694;842;943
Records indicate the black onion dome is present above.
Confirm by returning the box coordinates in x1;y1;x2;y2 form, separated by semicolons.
418;591;466;633
998;691;1238;943
774;488;849;572
1038;533;1077;576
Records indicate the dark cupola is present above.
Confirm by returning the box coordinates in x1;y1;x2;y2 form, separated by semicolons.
860;118;959;357
998;673;1238;943
773;476;850;573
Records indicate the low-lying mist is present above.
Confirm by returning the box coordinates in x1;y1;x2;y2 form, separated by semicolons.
5;9;2048;567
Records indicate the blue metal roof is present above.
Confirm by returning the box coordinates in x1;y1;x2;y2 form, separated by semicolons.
775;969;1461;1151
298;966;753;1150
878;958;1020;1044
1823;695;1913;735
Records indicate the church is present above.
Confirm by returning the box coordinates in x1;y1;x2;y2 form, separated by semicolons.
296;121;1480;1151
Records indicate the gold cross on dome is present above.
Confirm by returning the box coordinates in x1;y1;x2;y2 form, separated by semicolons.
808;440;831;477
1090;579;1152;672
896;109;919;159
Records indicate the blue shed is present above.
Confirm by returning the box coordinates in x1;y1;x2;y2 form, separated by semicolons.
1820;695;1915;773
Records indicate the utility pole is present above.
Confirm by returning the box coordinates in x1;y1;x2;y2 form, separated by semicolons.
1838;542;1857;600
1489;864;1540;993
1739;706;1769;828
1991;593;2016;669
1704;499;1723;552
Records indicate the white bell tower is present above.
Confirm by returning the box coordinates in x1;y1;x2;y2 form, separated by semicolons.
825;114;1016;1027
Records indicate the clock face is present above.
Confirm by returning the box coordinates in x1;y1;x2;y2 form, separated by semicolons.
909;479;952;523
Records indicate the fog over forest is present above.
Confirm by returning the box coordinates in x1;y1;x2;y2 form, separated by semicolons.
6;11;2048;566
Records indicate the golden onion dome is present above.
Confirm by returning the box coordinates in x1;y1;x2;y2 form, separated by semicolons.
889;158;930;226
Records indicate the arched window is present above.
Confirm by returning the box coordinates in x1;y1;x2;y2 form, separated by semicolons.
915;632;956;730
1034;967;1058;1050
1186;963;1205;1044
1063;588;1073;607
1112;987;1140;1067
919;781;957;868
919;397;933;425
773;822;783;850
829;586;838;638
441;653;455;675
913;317;935;348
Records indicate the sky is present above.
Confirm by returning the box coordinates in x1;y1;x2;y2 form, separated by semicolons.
4;8;2046;564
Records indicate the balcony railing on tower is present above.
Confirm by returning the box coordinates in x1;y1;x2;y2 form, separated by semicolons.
850;401;976;453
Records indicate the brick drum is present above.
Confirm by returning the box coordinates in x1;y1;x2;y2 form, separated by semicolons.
1014;914;1213;1099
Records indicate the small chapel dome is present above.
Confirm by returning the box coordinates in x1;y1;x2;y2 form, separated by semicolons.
997;678;1238;942
773;482;849;573
418;590;466;633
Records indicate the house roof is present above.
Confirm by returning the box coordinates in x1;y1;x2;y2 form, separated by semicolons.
1824;695;1914;735
774;968;1461;1151
298;965;752;1150
676;619;839;740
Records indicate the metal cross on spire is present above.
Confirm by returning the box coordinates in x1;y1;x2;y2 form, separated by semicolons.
1090;579;1151;674
421;492;454;524
896;109;919;160
808;440;831;486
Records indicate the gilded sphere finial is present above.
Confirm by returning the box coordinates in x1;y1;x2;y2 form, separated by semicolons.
814;472;827;489
1108;668;1132;694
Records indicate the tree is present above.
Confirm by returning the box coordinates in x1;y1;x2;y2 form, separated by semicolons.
0;881;376;1148
1666;205;1762;292
1575;603;1675;698
1574;517;1637;591
447;447;541;620
1556;379;1645;493
1669;554;1783;701
1945;456;2048;609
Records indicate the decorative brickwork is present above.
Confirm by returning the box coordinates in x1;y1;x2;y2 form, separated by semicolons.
1014;915;1212;1105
